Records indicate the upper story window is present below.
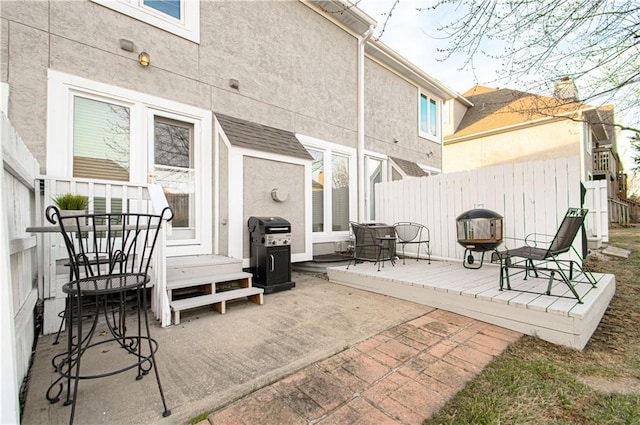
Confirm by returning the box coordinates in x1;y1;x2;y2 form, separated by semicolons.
419;93;439;141
91;0;200;43
144;0;181;19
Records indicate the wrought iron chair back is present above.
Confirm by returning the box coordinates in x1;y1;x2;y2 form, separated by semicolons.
393;222;431;264
347;222;396;271
46;206;170;288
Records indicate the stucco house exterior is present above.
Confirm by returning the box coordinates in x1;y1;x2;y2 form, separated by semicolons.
443;83;629;215
2;0;459;262
2;1;465;415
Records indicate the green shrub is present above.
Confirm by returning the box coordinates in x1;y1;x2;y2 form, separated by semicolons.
52;193;88;210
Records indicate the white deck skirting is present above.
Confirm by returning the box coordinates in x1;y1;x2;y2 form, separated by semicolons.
327;260;614;350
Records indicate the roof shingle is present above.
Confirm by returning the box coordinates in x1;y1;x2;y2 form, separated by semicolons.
215;113;312;160
447;85;589;140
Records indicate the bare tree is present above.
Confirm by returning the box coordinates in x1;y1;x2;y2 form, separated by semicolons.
426;0;640;133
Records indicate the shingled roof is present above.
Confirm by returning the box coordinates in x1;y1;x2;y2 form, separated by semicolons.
389;156;428;177
446;85;590;141
215;113;313;160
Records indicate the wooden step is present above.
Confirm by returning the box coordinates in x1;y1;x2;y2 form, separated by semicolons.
170;287;264;324
166;255;243;280
167;271;254;291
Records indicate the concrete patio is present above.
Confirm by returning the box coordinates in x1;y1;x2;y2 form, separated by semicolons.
20;271;520;425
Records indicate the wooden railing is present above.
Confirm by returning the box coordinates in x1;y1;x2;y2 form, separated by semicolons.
593;147;618;176
609;198;630;226
36;177;173;332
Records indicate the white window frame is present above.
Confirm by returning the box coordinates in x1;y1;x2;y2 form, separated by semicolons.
91;0;200;43
47;70;212;256
364;151;387;222
419;91;440;142
298;134;357;243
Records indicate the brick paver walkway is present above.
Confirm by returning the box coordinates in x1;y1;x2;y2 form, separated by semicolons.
206;309;521;425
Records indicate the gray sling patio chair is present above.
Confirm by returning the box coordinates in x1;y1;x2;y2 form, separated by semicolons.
499;207;597;303
393;222;431;265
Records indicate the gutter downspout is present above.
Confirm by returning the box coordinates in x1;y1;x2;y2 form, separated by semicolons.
358;25;375;223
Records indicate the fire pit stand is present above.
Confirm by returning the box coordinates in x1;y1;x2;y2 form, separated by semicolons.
456;209;504;269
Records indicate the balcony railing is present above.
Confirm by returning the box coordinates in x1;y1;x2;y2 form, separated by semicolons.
593;147;618;177
35;176;173;332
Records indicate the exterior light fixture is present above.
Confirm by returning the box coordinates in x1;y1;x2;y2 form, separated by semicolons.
138;51;150;67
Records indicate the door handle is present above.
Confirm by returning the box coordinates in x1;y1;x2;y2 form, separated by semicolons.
269;254;275;272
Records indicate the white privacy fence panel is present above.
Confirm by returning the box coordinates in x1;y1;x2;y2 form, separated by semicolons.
2;111;40;424
376;157;583;262
583;180;609;242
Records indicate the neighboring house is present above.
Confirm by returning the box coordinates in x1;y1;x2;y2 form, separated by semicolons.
443;82;629;209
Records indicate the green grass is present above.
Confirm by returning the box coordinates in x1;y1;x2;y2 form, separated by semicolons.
188;411;209;425
424;226;640;425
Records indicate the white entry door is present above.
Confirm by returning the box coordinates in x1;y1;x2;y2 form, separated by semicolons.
148;111;212;256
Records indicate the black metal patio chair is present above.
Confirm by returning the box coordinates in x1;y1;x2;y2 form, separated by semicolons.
347;222;396;271
45;206;172;424
498;207;597;303
393;222;431;265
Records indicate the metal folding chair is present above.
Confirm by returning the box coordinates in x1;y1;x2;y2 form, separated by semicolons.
499;208;597;303
393;222;431;265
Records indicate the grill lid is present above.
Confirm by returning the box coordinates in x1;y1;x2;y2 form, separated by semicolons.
456;209;503;221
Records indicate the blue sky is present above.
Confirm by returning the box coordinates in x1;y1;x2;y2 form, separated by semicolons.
358;0;494;95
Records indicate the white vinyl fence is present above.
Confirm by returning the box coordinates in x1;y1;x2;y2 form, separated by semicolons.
2;111;40;424
583;179;609;242
375;157;594;262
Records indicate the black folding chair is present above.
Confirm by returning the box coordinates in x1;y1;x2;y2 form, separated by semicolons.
499;208;597;303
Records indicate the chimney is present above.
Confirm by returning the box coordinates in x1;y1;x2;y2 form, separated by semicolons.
554;77;578;102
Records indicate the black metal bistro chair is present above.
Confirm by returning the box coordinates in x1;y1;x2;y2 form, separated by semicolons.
498;207;597;303
347;222;396;271
45;206;173;424
393;222;431;265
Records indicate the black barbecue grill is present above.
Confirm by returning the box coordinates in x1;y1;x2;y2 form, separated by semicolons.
248;216;295;293
456;209;503;269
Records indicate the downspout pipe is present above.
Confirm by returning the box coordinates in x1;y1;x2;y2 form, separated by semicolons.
357;25;375;223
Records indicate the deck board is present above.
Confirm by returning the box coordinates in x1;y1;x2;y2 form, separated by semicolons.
327;260;614;350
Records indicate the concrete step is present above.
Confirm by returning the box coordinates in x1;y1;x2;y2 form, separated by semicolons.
170;287;264;324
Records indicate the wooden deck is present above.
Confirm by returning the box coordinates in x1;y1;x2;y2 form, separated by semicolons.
327;259;615;350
